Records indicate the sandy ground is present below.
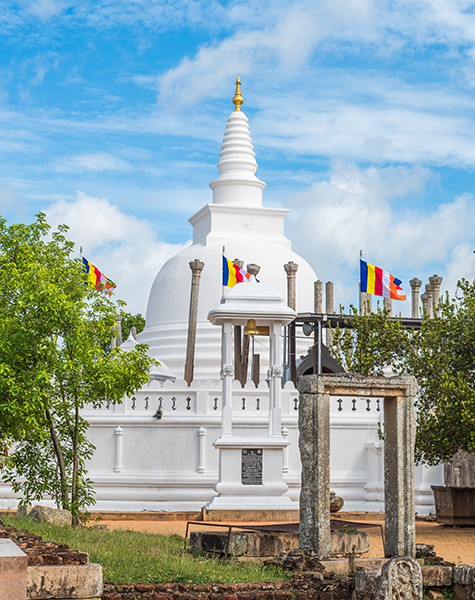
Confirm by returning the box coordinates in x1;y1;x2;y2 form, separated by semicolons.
101;517;475;566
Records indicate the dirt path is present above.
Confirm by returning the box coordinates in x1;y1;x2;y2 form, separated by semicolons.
101;517;475;565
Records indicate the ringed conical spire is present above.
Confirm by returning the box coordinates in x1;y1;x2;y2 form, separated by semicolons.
232;76;243;111
209;77;266;207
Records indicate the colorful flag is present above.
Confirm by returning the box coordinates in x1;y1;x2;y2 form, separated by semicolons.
222;256;251;287
82;257;116;294
360;260;406;301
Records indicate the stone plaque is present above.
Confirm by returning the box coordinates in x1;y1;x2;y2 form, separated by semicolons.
242;449;263;485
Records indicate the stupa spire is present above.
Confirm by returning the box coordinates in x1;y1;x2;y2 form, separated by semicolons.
232;76;243;111
209;78;266;207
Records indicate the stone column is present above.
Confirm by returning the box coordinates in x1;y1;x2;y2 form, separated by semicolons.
359;285;372;315
383;297;392;316
420;291;428;315
111;313;123;348
325;281;334;315
314;281;323;313
298;376;331;558
284;262;298;385
184;259;205;385
409;278;422;319
220;319;234;437
429;275;443;316
246;263;261;278
269;320;284;438
284;261;299;311
425;283;433;318
384;382;416;558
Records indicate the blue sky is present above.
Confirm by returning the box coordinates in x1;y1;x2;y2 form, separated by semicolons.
2;0;475;315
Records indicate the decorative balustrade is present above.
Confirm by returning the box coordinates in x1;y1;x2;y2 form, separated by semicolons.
82;378;299;416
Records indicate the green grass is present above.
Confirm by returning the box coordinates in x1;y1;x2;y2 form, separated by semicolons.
3;516;290;585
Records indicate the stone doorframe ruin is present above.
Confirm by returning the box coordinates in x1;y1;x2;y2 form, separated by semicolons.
298;373;417;559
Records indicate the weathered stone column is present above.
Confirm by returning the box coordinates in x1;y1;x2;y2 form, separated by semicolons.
298;376;331;558
284;262;298;385
111;313;123;348
429;275;443;317
425;283;433;318
246;263;261;278
314;281;323;313
284;261;299;311
184;259;205;385
420;291;428;315
384;378;417;558
359;285;372;315
383;297;392;316
409;278;422;319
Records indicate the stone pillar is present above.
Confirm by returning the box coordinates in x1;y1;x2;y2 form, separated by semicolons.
314;281;323;313
269;320;284;438
384;384;416;558
429;275;443;317
425;283;433;318
298;377;331;558
246;263;261;277
184;259;205;385
284;261;299;311
284;262;298;385
220;319;234;437
383;297;392;316
409;278;422;319
114;426;124;473
420;291;428;315
359;285;372;315
111;313;123;348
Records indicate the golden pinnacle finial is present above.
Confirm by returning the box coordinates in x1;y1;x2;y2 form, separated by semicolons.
233;75;243;111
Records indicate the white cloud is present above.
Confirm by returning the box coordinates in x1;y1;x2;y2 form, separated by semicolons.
44;191;189;314
443;243;475;298
288;162;475;311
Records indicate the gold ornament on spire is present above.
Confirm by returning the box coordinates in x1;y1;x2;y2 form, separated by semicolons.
233;75;243;111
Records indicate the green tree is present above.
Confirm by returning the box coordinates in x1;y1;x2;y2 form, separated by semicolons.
0;214;156;525
330;281;475;467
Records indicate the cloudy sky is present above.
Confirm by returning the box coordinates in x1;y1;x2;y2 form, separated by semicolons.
2;0;475;315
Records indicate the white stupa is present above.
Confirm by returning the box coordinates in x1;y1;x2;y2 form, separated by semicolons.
139;78;318;381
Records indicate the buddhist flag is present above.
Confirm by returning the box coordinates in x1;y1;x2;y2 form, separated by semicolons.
222;256;251;287
360;260;406;301
82;257;116;295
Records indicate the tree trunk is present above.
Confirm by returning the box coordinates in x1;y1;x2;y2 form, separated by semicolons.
71;404;80;527
45;408;70;513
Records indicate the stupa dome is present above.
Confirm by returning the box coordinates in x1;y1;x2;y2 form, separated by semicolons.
138;79;318;381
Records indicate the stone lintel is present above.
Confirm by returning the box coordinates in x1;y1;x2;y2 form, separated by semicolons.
298;374;417;398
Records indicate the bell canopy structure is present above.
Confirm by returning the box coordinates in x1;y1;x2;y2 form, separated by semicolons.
138;78;318;381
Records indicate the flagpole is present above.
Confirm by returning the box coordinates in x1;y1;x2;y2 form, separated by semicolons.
222;246;226;300
80;246;83;262
359;249;363;315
